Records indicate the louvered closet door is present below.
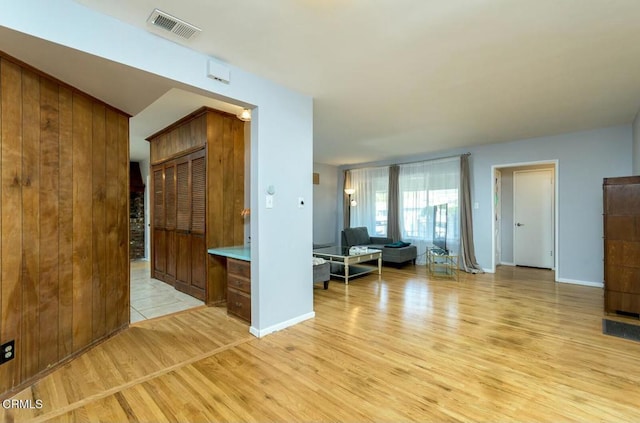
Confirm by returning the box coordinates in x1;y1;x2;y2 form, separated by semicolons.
152;166;166;278
172;149;206;300
190;153;207;300
174;156;192;295
153;148;207;301
164;164;177;284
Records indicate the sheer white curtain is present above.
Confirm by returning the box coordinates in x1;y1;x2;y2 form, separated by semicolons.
348;166;390;236
398;157;460;264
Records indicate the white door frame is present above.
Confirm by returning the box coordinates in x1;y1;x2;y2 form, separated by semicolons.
489;160;559;281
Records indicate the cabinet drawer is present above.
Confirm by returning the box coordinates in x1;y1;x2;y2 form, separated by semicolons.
227;274;250;294
228;258;250;279
227;288;251;322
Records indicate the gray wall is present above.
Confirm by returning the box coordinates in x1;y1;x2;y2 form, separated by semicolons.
2;0;315;336
634;110;640;175
472;126;631;284
340;125;632;285
313;163;339;246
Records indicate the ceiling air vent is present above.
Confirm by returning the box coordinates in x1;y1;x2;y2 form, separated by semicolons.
147;9;201;40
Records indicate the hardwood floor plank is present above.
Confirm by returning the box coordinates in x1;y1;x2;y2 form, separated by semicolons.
3;305;252;422
117;385;172;423
9;265;640;422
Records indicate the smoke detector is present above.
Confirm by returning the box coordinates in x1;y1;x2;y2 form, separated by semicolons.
147;9;201;40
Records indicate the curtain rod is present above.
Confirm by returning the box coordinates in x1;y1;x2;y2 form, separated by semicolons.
395;152;470;166
347;152;471;171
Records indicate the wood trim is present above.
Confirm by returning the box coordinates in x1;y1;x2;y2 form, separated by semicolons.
150;145;205;166
603;176;640;186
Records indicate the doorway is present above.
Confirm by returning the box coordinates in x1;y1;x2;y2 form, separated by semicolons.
491;161;558;277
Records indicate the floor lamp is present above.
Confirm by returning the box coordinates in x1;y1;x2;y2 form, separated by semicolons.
344;188;356;228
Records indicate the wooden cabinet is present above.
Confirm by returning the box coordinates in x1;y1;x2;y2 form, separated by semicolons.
603;176;640;315
152;149;207;300
149;107;245;305
226;258;251;322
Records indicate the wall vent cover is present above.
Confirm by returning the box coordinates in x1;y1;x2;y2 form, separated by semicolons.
147;9;201;40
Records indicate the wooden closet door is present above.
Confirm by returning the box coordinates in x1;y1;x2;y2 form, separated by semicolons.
190;152;206;300
171;149;207;300
164;163;177;284
174;157;192;295
152;166;166;279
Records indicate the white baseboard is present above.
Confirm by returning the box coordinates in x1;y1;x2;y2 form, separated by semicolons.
482;267;495;273
249;311;315;338
557;277;603;288
499;262;515;266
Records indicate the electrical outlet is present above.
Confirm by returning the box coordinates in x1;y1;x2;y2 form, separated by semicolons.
0;340;15;364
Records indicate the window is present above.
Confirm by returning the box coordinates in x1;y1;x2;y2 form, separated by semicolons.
375;191;388;235
345;157;460;265
348;166;389;236
399;158;460;263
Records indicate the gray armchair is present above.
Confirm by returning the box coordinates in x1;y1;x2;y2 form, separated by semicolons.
313;261;330;289
341;227;417;266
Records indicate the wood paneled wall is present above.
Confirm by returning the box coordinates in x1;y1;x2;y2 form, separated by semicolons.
148;107;245;305
0;52;130;397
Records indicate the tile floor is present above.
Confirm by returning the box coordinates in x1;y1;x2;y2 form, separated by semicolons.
130;260;204;323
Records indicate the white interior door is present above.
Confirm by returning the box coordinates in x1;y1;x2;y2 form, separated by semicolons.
514;169;554;268
494;169;502;265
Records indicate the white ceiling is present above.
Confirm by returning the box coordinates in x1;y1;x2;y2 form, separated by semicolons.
5;1;640;165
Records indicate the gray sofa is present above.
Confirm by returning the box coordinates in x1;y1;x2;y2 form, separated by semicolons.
341;227;417;266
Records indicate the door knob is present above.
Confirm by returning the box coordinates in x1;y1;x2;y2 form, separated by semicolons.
516;222;524;227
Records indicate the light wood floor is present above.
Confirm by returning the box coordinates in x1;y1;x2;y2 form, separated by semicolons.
5;265;640;422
